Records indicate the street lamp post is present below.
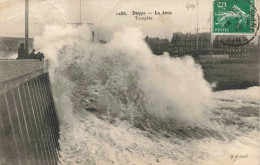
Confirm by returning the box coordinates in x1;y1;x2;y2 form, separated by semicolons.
196;0;199;51
25;0;29;55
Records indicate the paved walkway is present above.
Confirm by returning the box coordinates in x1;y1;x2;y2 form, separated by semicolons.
0;59;44;82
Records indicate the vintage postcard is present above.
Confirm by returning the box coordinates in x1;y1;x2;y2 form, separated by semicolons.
0;0;259;165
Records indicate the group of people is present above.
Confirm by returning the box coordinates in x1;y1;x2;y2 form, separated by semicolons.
17;43;44;61
29;49;45;61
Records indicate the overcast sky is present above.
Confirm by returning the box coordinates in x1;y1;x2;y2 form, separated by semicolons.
0;0;259;41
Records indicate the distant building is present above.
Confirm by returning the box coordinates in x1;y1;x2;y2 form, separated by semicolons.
145;36;169;55
170;32;210;56
258;36;260;49
0;37;33;56
145;33;211;56
144;33;258;58
213;35;256;57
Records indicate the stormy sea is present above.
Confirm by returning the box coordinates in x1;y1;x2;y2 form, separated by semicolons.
34;25;259;165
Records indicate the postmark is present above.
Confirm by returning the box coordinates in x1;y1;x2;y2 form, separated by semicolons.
213;0;259;46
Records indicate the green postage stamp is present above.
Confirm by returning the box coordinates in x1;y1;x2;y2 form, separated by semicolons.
213;0;256;33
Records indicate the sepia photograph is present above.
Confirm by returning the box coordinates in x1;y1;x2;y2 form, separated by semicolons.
0;0;259;164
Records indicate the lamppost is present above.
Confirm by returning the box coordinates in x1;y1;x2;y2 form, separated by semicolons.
196;0;199;51
67;0;94;42
25;0;29;55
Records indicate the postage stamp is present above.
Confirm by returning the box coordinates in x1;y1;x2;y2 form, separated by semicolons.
213;0;256;34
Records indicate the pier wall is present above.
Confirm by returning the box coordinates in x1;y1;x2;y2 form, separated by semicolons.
0;60;59;165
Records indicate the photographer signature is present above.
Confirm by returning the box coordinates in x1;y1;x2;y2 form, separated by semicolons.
230;154;248;162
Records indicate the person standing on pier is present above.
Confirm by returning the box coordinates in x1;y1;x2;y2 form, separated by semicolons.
29;49;35;59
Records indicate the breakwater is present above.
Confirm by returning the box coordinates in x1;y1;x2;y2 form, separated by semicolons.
0;60;60;165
